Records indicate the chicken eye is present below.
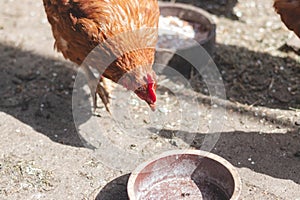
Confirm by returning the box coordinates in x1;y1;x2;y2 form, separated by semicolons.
136;87;143;92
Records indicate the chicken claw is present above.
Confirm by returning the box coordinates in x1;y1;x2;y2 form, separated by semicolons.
82;65;110;113
94;78;110;112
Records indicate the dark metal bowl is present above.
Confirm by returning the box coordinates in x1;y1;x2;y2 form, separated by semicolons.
155;2;216;78
127;150;241;200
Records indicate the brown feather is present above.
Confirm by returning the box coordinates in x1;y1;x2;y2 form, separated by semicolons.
43;0;159;87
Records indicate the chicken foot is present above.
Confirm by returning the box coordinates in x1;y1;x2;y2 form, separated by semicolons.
82;65;110;112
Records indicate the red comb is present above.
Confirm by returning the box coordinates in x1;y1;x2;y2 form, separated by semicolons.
147;74;156;103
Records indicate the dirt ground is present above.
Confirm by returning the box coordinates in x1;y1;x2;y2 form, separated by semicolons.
0;0;299;199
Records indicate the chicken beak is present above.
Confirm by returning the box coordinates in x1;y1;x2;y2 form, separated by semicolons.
149;103;156;111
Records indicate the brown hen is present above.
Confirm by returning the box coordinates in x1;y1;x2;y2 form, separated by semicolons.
43;0;160;111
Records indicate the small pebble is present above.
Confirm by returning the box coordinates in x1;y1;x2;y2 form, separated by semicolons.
143;119;150;124
158;107;168;113
266;21;273;27
170;140;177;147
41;18;48;24
156;142;162;148
235;11;242;18
150;135;158;140
294;151;300;157
279;66;284;70
181;193;190;197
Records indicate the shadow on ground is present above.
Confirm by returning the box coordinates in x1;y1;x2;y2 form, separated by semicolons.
189;43;300;110
0;42;89;147
95;174;130;200
150;128;300;184
160;0;239;20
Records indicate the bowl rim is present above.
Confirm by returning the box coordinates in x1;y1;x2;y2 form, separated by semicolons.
158;2;216;49
127;149;242;200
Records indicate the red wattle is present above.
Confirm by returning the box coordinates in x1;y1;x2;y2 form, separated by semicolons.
148;82;156;103
147;74;156;103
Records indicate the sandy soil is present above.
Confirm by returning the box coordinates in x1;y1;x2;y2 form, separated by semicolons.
0;0;299;199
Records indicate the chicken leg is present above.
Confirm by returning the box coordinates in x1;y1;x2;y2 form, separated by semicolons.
82;65;110;112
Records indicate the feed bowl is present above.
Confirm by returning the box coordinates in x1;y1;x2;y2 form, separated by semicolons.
156;2;216;78
127;150;241;200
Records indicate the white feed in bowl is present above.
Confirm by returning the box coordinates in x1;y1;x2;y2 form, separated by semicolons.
157;16;204;49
